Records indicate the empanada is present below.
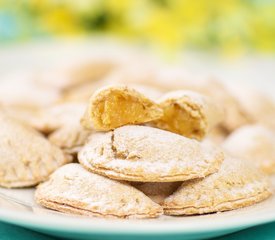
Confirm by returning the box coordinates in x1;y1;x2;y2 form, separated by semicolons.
33;102;86;134
226;83;275;131
151;90;224;140
0;73;60;109
60;81;107;103
102;63;157;88
35;164;163;219
37;59;116;90
0;113;71;188
78;125;224;182
163;156;272;215
81;86;163;131
223;125;275;174
150;68;248;132
1;105;40;127
48;122;92;155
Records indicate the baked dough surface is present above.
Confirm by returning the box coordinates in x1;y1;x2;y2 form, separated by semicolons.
35;164;163;219
79;125;224;182
0;113;71;188
163;156;272;215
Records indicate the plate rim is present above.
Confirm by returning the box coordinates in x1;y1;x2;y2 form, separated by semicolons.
0;204;275;235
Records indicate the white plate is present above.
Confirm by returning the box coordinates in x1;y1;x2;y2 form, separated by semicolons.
0;180;275;240
0;41;275;240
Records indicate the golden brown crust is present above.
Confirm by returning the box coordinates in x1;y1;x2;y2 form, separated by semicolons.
35;164;163;219
163;156;272;215
81;85;163;131
78;125;224;182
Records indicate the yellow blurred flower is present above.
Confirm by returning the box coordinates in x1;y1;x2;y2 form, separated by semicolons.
1;0;275;54
41;9;79;35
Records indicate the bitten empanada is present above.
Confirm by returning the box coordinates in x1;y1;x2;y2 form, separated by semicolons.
78;125;224;182
151;90;224;140
35;164;163;219
149;69;249;132
81;85;163;131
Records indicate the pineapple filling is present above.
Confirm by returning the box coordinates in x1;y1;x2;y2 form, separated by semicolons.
156;103;205;140
96;93;151;129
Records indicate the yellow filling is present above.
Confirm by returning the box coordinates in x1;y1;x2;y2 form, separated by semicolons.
156;103;206;140
94;93;154;129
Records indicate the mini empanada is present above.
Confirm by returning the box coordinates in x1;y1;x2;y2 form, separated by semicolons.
223;125;275;174
37;59;116;90
101;63;157;88
151;90;224;140
151;67;221;93
0;113;71;188
163;156;272;215
33;102;86;134
60;81;107;103
0;73;60;109
1;105;40;126
35;163;163;219
226;83;275;131
132;182;182;205
149;69;248;132
218;92;250;133
48;122;92;155
81;85;163;131
78;125;224;182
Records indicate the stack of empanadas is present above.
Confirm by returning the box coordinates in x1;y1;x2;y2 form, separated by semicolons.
0;54;274;220
34;85;272;219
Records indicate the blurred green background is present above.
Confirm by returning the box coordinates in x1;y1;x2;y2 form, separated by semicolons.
0;0;275;55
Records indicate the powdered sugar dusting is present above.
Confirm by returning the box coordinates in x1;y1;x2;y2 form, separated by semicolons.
79;125;223;181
